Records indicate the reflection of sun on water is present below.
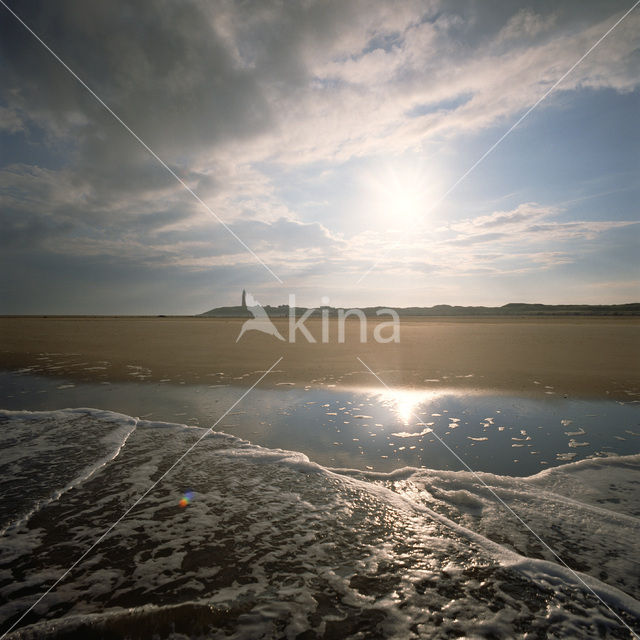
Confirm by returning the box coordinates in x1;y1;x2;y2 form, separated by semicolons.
377;389;440;425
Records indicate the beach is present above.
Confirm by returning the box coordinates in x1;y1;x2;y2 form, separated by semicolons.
3;0;639;634
1;316;638;399
1;406;639;639
2;315;640;638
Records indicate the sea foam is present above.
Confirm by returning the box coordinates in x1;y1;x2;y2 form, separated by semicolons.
1;409;638;639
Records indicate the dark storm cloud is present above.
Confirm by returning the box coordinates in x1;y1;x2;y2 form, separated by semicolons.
0;247;267;314
0;0;273;153
0;0;367;276
0;0;410;175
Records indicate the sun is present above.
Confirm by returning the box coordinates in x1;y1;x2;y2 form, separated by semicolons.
360;158;435;229
385;170;425;219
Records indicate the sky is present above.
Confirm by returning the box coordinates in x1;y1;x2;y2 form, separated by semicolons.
0;0;638;314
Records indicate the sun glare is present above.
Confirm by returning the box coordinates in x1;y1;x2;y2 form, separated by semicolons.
377;389;439;425
361;159;435;230
387;172;425;219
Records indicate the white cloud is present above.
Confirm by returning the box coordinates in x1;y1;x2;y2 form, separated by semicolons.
445;203;555;234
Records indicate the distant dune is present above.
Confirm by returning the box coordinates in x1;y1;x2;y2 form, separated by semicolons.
199;302;640;318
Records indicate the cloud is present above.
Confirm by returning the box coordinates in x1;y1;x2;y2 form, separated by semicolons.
495;9;557;44
1;0;638;310
444;203;638;245
342;200;638;281
3;1;638;174
0;105;24;133
446;203;555;234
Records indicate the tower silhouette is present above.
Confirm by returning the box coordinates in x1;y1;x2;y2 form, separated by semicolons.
241;289;247;309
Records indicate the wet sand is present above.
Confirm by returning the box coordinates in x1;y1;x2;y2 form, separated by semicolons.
1;316;639;399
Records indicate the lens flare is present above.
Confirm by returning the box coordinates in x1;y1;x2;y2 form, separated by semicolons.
179;490;194;508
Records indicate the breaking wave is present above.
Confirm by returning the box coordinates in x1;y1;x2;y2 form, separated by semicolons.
1;409;638;639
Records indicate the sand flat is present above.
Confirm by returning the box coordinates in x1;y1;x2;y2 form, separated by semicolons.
0;316;639;399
